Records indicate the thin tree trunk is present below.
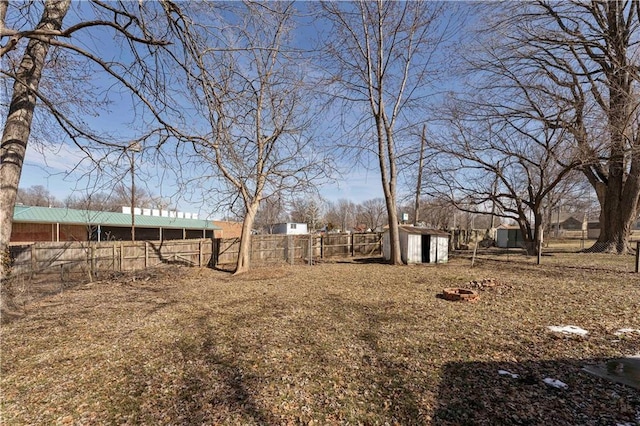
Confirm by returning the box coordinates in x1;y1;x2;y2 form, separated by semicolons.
414;125;426;224
1;0;71;316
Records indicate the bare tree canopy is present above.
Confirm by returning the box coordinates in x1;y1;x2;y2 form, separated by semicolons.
164;1;332;273
356;198;388;232
324;199;357;233
289;197;326;232
319;0;455;264
470;1;640;253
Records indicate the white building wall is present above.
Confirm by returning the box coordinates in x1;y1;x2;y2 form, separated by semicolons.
436;235;449;263
384;229;449;264
272;223;308;235
405;233;422;264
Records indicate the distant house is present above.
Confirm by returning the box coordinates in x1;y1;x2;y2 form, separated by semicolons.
383;226;449;264
496;225;524;248
10;205;219;243
272;223;308;235
550;214;585;237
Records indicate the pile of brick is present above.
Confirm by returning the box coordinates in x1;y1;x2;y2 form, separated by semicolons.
441;287;479;302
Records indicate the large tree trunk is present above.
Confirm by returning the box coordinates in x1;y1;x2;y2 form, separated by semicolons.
521;211;544;256
585;3;640;254
590;70;640;253
0;0;71;317
234;202;259;275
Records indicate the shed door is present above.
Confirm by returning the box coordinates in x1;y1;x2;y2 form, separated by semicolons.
422;235;430;263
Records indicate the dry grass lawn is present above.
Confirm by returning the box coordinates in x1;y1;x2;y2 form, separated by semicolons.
2;252;639;425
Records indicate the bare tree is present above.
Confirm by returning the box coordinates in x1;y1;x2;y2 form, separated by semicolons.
319;1;453;264
1;0;71;300
167;2;331;274
398;195;457;229
432;109;580;255
324;198;357;232
478;1;640;253
254;195;288;234
289;197;325;232
356;198;388;232
64;185;166;212
1;0;187;315
16;185;62;207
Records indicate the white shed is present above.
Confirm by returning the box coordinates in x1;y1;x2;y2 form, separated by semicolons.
272;222;308;235
383;226;449;264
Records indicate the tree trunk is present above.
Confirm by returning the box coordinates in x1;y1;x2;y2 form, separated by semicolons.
0;0;71;317
589;69;640;253
518;211;544;256
234;202;259;275
377;119;402;265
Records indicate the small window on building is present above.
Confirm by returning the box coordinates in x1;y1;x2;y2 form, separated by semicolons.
290;223;297;229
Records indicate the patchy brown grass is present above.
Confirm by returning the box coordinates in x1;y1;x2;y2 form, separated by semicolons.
1;253;639;425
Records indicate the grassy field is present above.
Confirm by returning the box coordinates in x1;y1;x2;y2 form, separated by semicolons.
1;252;639;425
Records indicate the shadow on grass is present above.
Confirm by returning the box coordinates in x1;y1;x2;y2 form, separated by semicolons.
110;291;639;424
434;358;640;425
170;320;278;425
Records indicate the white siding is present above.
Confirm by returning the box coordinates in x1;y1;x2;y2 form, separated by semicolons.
382;231;390;260
288;223;308;235
436;235;448;263
406;234;421;264
383;228;449;264
272;223;308;235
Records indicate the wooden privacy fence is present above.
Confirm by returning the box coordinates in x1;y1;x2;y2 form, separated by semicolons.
214;232;383;265
9;233;384;277
9;239;214;278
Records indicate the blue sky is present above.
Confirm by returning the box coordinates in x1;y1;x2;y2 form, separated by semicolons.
12;1;458;219
19;140;385;217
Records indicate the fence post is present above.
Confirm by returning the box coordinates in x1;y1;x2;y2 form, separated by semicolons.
145;242;148;268
635;241;639;273
287;235;294;265
320;236;324;259
30;244;36;278
90;244;96;277
351;233;355;257
212;238;219;267
113;243;117;271
120;242;124;272
199;240;203;267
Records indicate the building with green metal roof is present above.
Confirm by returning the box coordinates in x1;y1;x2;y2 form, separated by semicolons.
11;205;220;243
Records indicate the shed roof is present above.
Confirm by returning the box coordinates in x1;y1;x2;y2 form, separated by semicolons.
396;225;450;236
496;224;519;230
13;205;219;230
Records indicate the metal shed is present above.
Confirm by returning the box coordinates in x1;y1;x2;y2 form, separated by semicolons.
383;226;449;264
496;225;524;248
